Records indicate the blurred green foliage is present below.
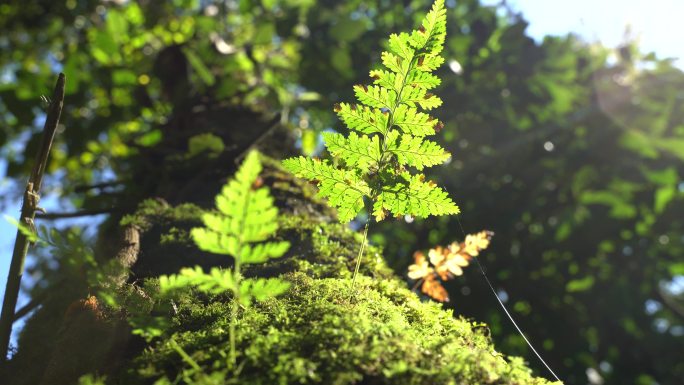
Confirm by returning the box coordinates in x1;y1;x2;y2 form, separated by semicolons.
1;0;683;384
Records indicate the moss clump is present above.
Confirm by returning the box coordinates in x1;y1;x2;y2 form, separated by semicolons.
114;273;557;385
244;215;393;280
120;199;203;232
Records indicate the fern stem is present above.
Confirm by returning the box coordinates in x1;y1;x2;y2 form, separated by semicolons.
229;246;241;369
230;179;249;370
230;236;244;369
169;338;202;372
229;296;237;368
350;220;371;290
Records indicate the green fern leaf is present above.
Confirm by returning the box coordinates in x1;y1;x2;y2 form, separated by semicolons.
409;0;447;53
152;151;290;366
419;93;443;110
393;105;440;137
190;227;238;256
233;150;263;188
283;0;457;226
159;266;236;295
240;278;291;305
388;32;415;59
193;152;286;251
282;157;370;222
399;86;426;105
323;132;380;172
353;84;396;110
241;241;290;264
376;173;459;218
388;134;450;170
381;51;403;73
369;69;397;91
334;103;388;135
406;70;441;90
417;54;445;72
401;87;443;110
164;151;291;296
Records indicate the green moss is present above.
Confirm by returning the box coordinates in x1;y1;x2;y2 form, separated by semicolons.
117;274;557;385
244;215;393;280
97;160;556;385
120;199;203;232
160;227;193;245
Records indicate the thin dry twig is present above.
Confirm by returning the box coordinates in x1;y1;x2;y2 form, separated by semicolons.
0;73;66;361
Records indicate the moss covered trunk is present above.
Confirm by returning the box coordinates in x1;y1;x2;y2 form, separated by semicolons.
0;101;559;385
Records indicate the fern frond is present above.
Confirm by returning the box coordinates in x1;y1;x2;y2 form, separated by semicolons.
369;69;397;91
409;0;447;53
393;104;441;137
160;152;291;285
154;151;290;367
192;152;285;258
375;173;459;218
233;149;263;189
388;135;450;170
334;103;389;135
388;32;416;59
406;70;441;90
190;227;238;256
282;157;370;222
159;266;236;295
240;278;291;304
283;0;455;228
323;132;380;172
381;51;402;73
241;241;290;264
353;85;395;110
401;87;443;110
416;54;445;72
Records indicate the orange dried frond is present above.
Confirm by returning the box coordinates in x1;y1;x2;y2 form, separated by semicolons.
407;251;433;280
428;246;447;266
428;242;470;279
442;252;469;278
463;230;494;257
413;250;426;264
407;230;493;302
421;274;449;302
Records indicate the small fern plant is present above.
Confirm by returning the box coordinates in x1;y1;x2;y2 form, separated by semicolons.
158;151;290;368
283;0;458;287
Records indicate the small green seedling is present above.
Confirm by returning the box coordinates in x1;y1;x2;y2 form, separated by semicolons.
158;151;291;368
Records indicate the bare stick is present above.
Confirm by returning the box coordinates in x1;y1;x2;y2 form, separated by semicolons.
0;73;65;361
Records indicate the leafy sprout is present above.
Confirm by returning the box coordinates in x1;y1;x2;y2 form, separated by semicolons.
151;151;291;370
